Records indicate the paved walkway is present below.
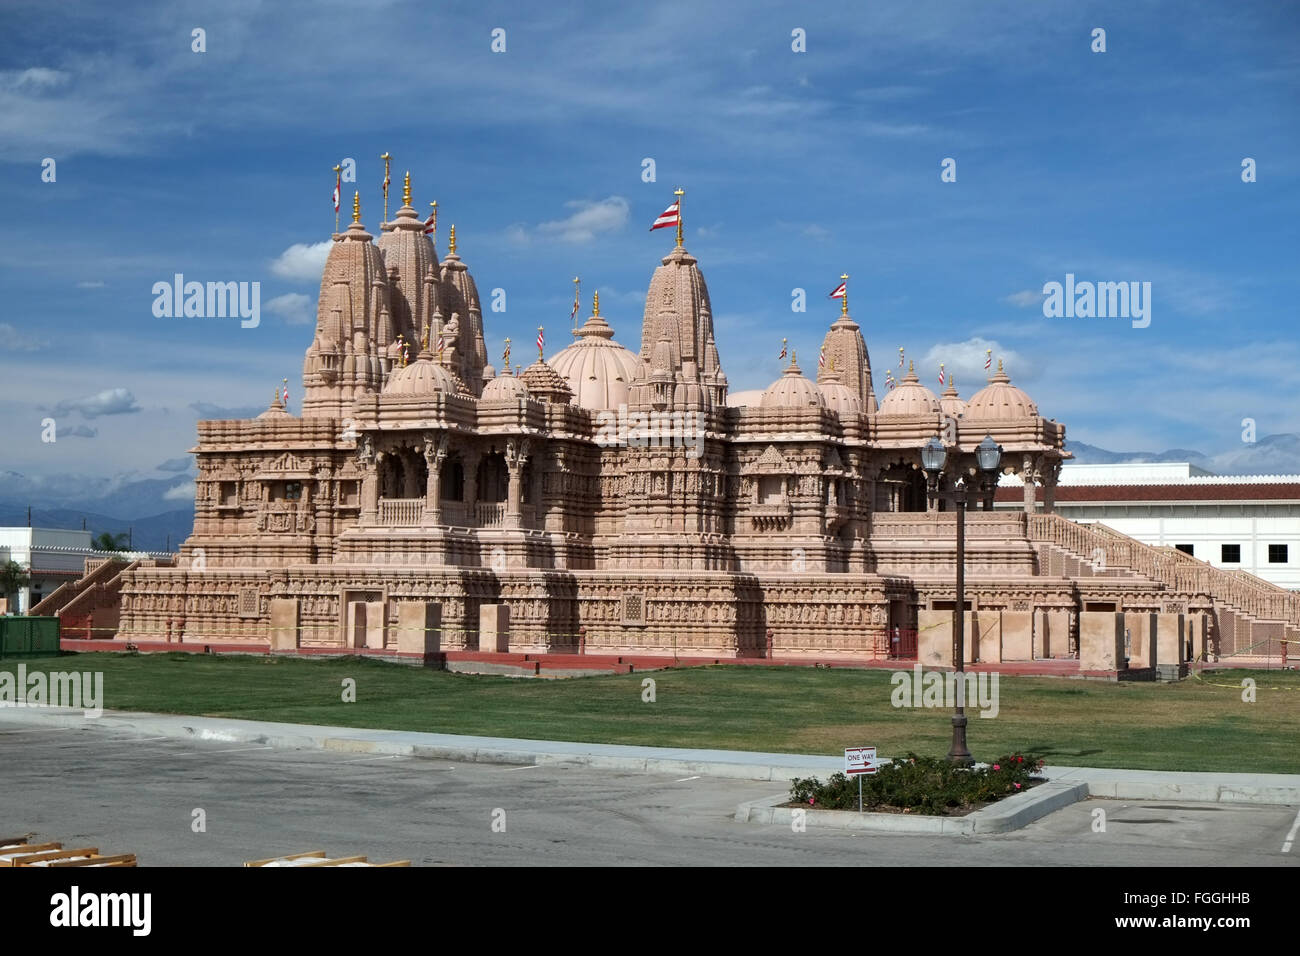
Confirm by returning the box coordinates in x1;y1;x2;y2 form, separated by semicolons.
2;705;1297;802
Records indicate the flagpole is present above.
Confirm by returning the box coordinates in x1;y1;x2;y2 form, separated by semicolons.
332;165;341;234
381;152;392;223
572;276;581;333
676;187;686;247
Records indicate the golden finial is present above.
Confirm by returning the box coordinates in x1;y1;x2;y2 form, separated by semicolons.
673;187;685;247
352;191;360;224
908;359;915;374
422;321;430;351
840;272;849;316
272;387;279;406
593;290;600;316
449;224;457;254
402;169;411;208
998;358;1004;373
792;349;797;365
503;337;511;367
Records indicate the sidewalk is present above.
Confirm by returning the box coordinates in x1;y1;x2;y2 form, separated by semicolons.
2;706;1297;804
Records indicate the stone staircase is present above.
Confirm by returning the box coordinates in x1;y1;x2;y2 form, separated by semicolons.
30;556;163;639
1027;513;1300;660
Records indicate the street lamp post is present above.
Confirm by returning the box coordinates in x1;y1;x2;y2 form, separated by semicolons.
920;434;1003;767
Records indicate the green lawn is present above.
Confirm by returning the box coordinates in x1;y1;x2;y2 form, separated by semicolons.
6;653;1299;772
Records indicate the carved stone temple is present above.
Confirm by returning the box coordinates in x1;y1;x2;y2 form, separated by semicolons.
113;182;1272;664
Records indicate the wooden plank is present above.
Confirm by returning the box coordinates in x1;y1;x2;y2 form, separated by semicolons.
301;855;368;867
51;854;137;867
15;848;99;866
244;850;327;867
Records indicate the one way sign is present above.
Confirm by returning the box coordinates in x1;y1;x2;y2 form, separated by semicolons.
844;747;879;776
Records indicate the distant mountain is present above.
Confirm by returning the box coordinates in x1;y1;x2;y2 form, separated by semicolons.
0;505;192;552
1065;433;1300;476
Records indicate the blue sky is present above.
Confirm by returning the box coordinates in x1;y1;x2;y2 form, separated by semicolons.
1;0;1298;495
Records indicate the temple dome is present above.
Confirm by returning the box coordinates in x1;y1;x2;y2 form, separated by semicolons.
480;372;530;402
382;356;460;397
818;369;863;417
726;389;765;407
548;301;645;410
966;361;1038;420
520;359;574;403
878;362;940;416
761;359;825;409
940;377;967;419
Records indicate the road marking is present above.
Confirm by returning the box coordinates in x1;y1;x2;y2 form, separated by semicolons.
341;754;408;763
1283;807;1300;853
675;775;701;782
170;746;275;758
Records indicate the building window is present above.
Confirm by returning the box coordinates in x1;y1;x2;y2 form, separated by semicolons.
284;481;303;501
1221;544;1241;563
1174;544;1194;556
1269;544;1288;564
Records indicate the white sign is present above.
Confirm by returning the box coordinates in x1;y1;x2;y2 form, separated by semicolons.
844;746;878;776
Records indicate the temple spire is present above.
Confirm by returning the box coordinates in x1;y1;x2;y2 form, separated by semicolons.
840;273;849;316
352;191;360;224
449;224;457;255
402;169;412;208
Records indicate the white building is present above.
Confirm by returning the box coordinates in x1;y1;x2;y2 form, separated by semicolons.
997;463;1300;590
0;527;169;614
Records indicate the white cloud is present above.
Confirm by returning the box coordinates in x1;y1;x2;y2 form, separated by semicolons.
51;387;141;419
163;481;196;502
269;241;332;281
63;424;97;439
0;68;70;93
1003;289;1042;308
265;292;314;325
535;196;630;243
0;322;48;351
920;337;1029;390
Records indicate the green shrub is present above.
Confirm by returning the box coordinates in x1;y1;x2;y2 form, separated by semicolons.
790;752;1044;815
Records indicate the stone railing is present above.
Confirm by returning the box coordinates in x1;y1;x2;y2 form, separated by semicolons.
1028;513;1300;626
378;497;425;526
476;502;506;528
872;511;1027;540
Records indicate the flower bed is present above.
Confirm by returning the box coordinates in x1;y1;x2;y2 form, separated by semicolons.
789;753;1045;816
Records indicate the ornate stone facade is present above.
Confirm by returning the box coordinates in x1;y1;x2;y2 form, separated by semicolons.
118;186;1224;658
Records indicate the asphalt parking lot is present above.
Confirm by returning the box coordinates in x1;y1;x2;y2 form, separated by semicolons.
2;719;1296;866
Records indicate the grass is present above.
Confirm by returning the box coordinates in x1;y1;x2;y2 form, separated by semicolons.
5;652;1299;773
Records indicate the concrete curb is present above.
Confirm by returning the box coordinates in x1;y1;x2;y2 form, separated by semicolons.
733;779;1089;835
3;707;1298;805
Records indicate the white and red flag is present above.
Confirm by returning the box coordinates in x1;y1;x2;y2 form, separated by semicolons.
650;199;680;232
424;205;437;238
332;171;341;213
818;346;826;369
938;364;945;387
536;327;545;357
829;281;846;300
779;339;787;361
985;348;992;370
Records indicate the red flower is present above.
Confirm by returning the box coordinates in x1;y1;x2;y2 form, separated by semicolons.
992;764;1001;771
1014;782;1022;790
808;797;815;805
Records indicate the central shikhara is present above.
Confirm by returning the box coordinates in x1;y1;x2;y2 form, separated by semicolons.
116;182;1112;659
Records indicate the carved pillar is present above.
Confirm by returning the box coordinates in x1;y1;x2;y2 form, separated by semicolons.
1022;454;1037;514
504;438;530;530
358;438;379;526
1042;459;1060;514
423;433;448;526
